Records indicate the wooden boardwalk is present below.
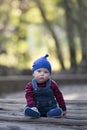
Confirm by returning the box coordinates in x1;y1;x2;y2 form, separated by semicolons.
0;99;87;130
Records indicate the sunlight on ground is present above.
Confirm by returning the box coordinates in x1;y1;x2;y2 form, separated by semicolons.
61;85;87;100
64;93;87;100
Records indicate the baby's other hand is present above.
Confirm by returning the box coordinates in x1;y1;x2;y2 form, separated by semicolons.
63;111;67;116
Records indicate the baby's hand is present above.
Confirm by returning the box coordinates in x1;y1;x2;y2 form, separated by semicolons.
31;107;38;112
63;111;67;116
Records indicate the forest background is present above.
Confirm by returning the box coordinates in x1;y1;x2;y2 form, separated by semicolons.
0;0;87;76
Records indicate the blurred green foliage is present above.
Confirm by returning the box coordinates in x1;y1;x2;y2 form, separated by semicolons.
0;0;65;71
0;0;87;74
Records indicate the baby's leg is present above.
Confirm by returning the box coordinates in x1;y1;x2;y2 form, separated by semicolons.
47;107;63;118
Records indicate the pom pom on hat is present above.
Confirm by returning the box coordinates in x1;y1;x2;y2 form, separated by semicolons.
32;54;52;74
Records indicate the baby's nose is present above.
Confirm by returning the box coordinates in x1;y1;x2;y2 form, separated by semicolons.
41;72;44;75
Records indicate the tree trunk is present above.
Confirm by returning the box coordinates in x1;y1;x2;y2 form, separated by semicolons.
33;0;65;69
77;0;87;59
63;0;77;71
76;0;87;73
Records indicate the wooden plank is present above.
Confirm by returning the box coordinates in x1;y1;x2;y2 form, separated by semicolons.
0;122;79;130
0;99;87;127
0;114;87;126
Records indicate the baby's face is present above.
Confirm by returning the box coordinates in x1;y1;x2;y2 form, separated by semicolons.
33;68;50;83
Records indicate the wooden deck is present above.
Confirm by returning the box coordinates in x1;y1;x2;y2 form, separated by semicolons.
0;99;87;130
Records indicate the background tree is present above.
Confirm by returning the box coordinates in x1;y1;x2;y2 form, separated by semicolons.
77;0;87;72
62;0;77;71
33;0;65;69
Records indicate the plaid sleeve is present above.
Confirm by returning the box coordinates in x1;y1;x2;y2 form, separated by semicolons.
25;82;36;107
51;80;66;111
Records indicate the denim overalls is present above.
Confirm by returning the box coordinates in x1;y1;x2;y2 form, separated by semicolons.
32;79;57;116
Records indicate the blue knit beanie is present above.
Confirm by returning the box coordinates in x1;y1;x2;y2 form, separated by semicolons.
32;54;52;74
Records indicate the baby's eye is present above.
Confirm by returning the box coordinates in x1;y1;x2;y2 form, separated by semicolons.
37;70;41;72
44;71;49;73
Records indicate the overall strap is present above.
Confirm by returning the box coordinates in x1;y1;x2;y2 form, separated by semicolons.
32;78;51;91
46;79;51;88
32;78;38;91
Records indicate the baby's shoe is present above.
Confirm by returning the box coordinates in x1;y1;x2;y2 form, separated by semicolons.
24;106;40;118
